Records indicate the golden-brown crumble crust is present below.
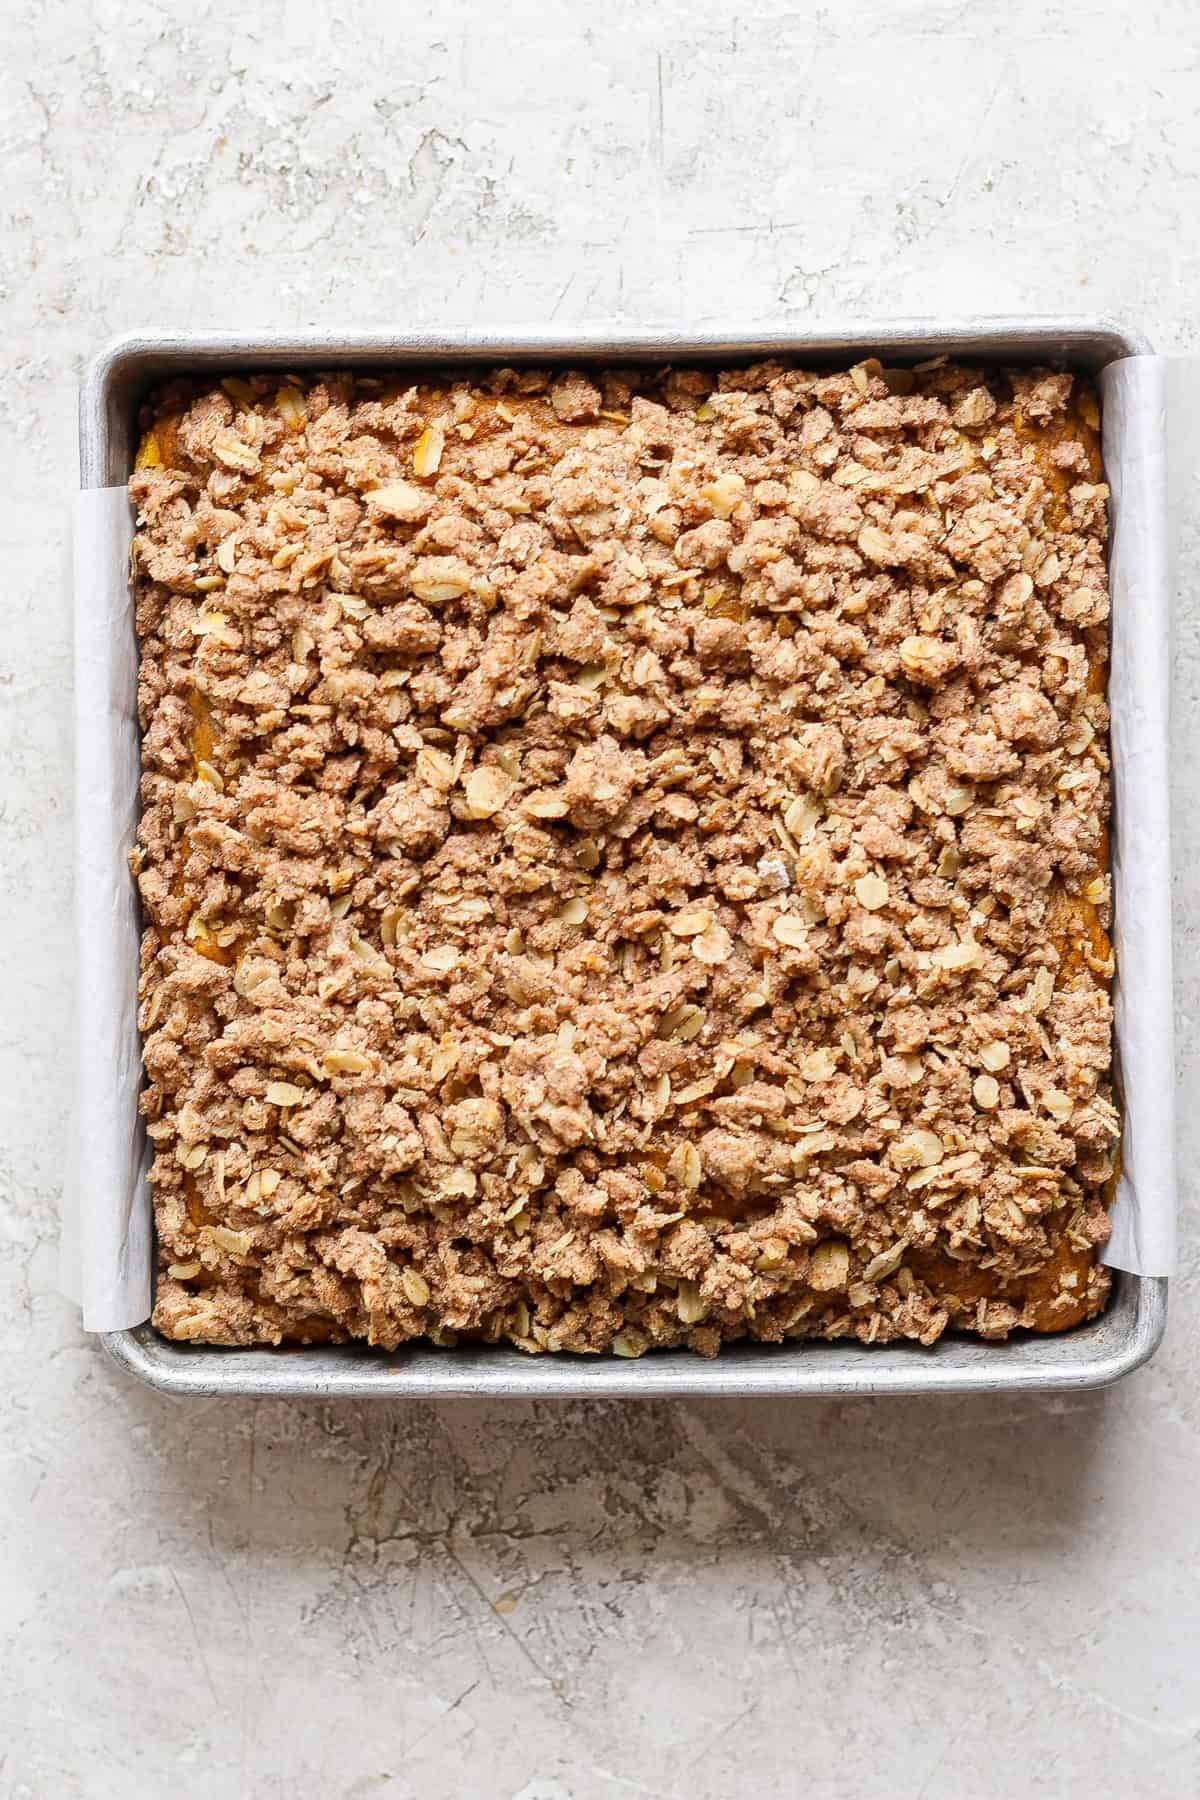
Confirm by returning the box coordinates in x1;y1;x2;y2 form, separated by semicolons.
129;358;1116;1356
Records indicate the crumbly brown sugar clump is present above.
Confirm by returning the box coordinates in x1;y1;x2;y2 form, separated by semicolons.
130;359;1117;1355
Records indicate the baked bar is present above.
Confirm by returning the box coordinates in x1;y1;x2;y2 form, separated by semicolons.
130;358;1117;1355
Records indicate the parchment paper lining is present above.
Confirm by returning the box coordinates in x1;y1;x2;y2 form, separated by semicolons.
1100;356;1175;1277
59;354;1176;1330
61;487;152;1330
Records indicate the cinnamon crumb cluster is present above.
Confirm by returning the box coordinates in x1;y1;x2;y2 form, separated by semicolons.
130;357;1116;1356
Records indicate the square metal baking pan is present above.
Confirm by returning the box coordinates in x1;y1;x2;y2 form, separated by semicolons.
80;320;1168;1399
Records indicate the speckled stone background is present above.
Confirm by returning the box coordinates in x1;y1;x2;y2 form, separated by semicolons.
3;2;1198;1795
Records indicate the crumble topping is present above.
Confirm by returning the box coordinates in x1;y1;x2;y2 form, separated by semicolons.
129;357;1116;1356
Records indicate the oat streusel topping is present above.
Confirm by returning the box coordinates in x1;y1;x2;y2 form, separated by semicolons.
130;358;1116;1355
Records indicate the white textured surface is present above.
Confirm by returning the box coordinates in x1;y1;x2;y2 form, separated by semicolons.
2;1;1198;1794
